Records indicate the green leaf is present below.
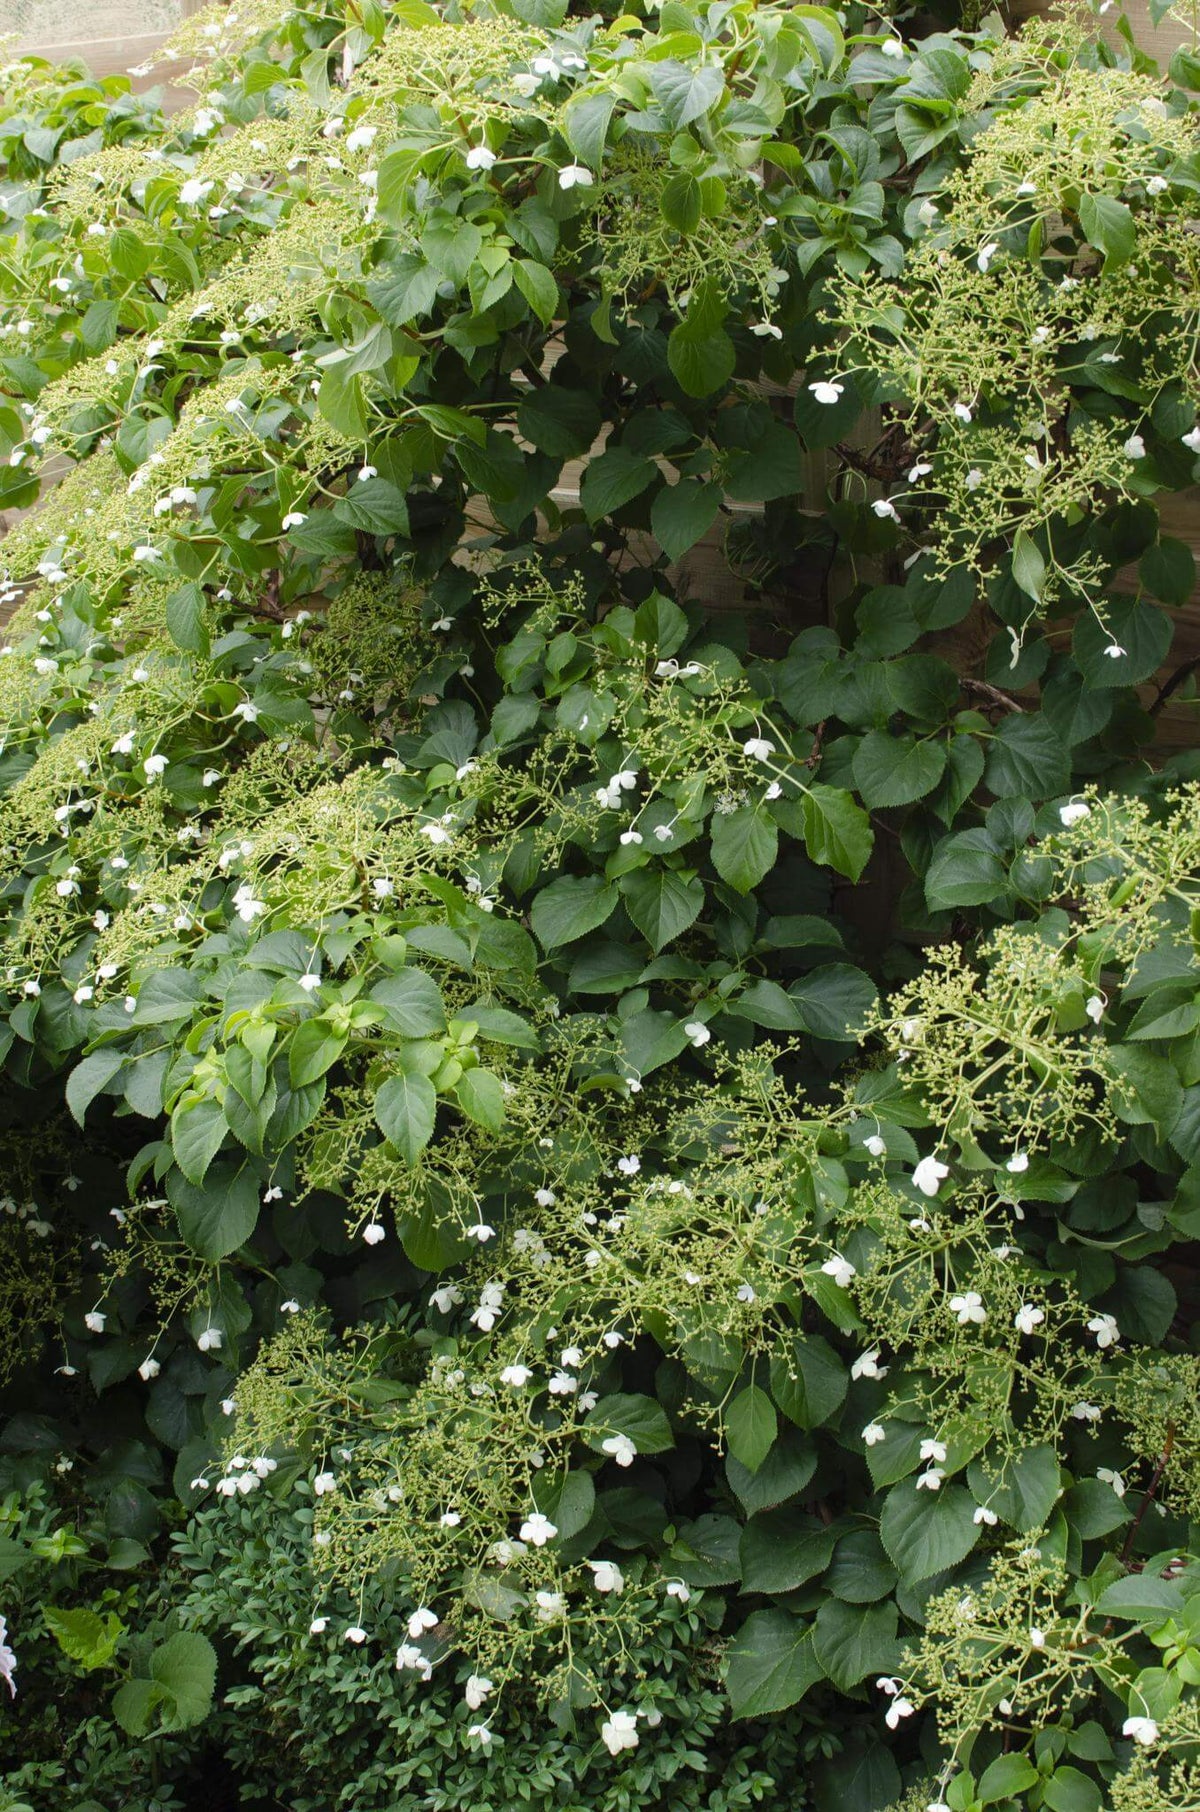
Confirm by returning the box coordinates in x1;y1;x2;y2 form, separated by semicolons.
727;1430;818;1516
43;1605;124;1670
148;1631;218;1731
977;1755;1039;1804
925;828;1007;911
512;259;558;325
1094;1574;1184;1622
1044;1767;1103;1812
651;479;720;560
370;969;447;1037
288;1016;348;1088
1079;191;1136;269
66;1049;126;1124
516;387;601;459
168;1163;260;1261
984;715;1070;800
879;1479;980;1583
967;1444;1061;1533
726;1384;777;1473
587;1392;675;1455
667;324;736;399
710;807;777;894
790;964;877;1042
374;1071;438;1165
531;875;618;948
563;90;616;167
812;1598;900;1691
852;732;947;808
1073;597;1172;688
170;1098;228;1186
769;1336;849;1429
661;173;702;234
800;785;874;881
724;1610;822;1719
620;868;705;952
1012;528;1046;603
647;60;726;129
165;582;209;655
454;1066;507;1133
739;1507;832;1593
580;448;657;522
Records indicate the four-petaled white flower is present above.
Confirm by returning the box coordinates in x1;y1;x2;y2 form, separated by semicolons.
684;1021;710;1048
281;511;307;530
1087;1313;1120;1348
872;498;899;522
519;1512;558;1546
465;1674;494;1709
1085;994;1105;1024
1124;434;1146;460
407;1606;438;1640
1098;1466;1126;1497
1014;1302;1045;1336
977;241;999;272
466;145;497;170
84;1310;106;1333
602;1433;637;1468
665;1578;691;1601
949;1291;987;1326
851;1348;886;1380
919;1438;947;1463
362;1222;385;1245
0;1615;15;1699
864;1134;886;1158
973;1504;999;1525
395;1643;433;1679
1060;801;1091;827
197;1327;222;1351
1006;1151;1029;1174
617;1154;640;1177
808;380;844;406
821;1253;856;1289
601;1709;639;1756
1183;426;1200;455
558;164;593;190
502;1363;534;1387
912;1156;949;1197
346;124;378;152
344;1625;367;1644
862;1422;886;1446
588;1559;625;1594
1123;1715;1159;1745
750;322;783;339
1071;1401;1102;1422
743;737;775;760
313;1471;337;1495
885;1696;915;1729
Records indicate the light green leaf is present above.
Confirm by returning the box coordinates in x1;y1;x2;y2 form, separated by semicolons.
375;1071;438;1165
726;1384;777;1473
710;807;777;894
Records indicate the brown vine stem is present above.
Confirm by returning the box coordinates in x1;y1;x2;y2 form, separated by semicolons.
1122;1423;1176;1563
1150;656;1200;716
960;677;1026;714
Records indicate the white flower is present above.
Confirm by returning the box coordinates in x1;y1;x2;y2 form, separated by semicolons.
917;1467;944;1491
362;1222;385;1245
917;198;939;226
616;1155;640;1177
430;1284;461;1314
953;401;973;423
1071;1401;1102;1422
821;1253;856;1289
346;124;378;152
534;1589;565;1621
407;1607;438;1639
313;1471;337;1496
439;1510;461;1527
1006;1151;1030;1174
1085;994;1105;1024
1014;1303;1045;1336
519;1512;558;1546
179;178;214;206
232;884;267;924
743;737;775;760
558;164;593;190
862;1422;886;1446
977;241;999;272
84;1311;106;1333
973;1504;999;1525
885;1697;915;1729
395;1643;432;1679
864;1134;886;1158
601;1710;639;1756
876;1677;903;1697
468;1722;494;1746
949;1291;987;1326
665;1578;691;1601
919;1439;948;1463
912;1156;949;1197
851;1349;885;1380
1104;643;1127;660
344;1625;367;1644
684;1020;710;1048
1059;801;1091;827
466;1222;497;1243
465;1674;493;1709
501;1364;534;1387
466;145;497;170
143;753;168;779
548;1370;578;1396
1123;1715;1159;1745
749;322;783;339
534;1187;556;1208
1098;1466;1126;1497
872;498;899;522
1182;426;1200;455
588;1559;625;1593
138;1357;161;1380
808;380;844;406
1087;1313;1120;1349
965;467;984;491
601;1434;637;1467
197;1326;222;1351
1124;434;1146;460
281;511;307;530
421;823;452;846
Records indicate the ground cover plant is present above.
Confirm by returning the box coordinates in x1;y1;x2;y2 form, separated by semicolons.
3;0;1200;1807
